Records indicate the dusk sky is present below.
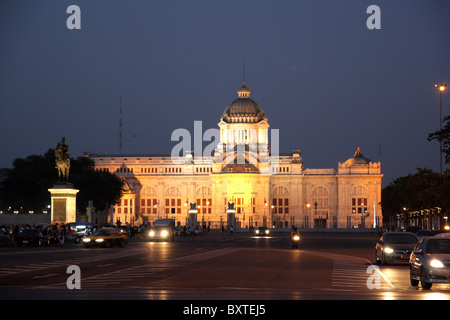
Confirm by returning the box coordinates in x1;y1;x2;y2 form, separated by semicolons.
1;0;449;187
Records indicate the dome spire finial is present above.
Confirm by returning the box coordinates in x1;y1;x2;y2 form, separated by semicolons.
354;147;363;158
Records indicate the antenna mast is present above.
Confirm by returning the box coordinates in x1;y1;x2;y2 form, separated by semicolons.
119;96;123;155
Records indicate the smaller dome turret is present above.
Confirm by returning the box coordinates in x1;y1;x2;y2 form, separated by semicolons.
237;82;251;98
119;175;135;194
343;147;372;166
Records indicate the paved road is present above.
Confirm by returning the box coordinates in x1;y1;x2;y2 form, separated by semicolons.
1;231;449;301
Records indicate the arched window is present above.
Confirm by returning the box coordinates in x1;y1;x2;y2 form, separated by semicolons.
140;187;158;214
351;186;368;214
311;186;329;208
196;186;212;215
164;187;182;216
272;186;289;215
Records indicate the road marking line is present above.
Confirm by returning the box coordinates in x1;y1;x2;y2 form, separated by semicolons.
32;273;58;280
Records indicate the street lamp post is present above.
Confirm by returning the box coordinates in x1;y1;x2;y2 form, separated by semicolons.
264;199;268;227
154;202;159;220
306;203;311;228
271;205;275;228
435;84;447;175
314;201;318;229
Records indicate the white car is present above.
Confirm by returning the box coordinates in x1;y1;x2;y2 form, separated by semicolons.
148;219;175;241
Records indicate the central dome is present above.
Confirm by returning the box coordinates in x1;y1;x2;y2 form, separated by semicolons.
221;83;267;123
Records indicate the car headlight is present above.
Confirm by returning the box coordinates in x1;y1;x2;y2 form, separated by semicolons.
255;230;260;234
82;238;91;243
161;230;168;237
149;231;155;237
95;238;104;243
265;230;270;234
429;259;444;268
384;247;394;254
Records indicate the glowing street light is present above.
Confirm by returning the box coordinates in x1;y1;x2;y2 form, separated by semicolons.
436;84;447;92
435;84;447;174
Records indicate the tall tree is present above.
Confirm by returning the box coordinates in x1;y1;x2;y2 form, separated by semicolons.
69;156;123;212
428;115;450;165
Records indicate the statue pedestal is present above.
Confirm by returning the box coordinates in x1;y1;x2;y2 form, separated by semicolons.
48;183;79;223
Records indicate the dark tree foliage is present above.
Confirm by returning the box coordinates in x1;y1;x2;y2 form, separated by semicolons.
0;149;56;212
69;157;123;212
382;168;450;221
0;150;123;213
428;115;450;165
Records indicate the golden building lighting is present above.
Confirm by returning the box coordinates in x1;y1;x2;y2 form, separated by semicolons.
91;82;383;229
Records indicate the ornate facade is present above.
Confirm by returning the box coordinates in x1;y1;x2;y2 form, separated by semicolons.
91;83;383;229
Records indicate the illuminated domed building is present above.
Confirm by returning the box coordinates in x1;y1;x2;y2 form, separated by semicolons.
91;83;382;229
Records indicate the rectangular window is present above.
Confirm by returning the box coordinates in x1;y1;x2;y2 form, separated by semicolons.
352;197;368;215
141;198;158;214
165;198;183;215
272;198;289;218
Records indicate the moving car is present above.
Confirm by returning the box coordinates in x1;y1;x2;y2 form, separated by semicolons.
148;219;175;241
15;228;51;247
255;226;270;236
410;234;450;289
82;227;128;248
375;232;418;265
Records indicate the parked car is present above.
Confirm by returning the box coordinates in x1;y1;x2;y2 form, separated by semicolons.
375;232;419;265
410;234;450;289
82;227;128;248
15;229;51;247
0;229;9;247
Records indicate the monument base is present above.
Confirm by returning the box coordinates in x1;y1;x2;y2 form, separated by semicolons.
48;183;79;224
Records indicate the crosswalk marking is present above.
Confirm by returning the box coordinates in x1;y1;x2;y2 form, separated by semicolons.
0;247;150;277
31;247;241;289
307;251;393;290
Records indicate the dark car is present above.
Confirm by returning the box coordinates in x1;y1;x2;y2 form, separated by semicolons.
405;226;422;234
15;229;51;247
416;230;436;240
0;229;9;247
82;227;128;248
375;232;419;265
255;226;270;236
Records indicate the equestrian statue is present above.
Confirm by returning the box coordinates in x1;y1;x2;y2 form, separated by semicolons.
55;137;71;181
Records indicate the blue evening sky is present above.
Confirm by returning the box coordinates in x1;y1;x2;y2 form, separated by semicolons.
0;0;449;186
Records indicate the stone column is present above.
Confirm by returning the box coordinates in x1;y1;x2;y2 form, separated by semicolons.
48;183;79;223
